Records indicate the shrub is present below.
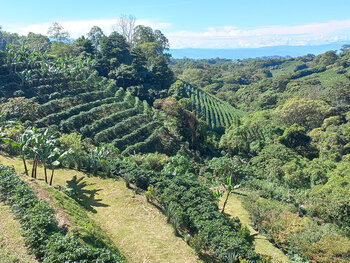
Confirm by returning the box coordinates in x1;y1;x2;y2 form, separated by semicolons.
112;154;265;262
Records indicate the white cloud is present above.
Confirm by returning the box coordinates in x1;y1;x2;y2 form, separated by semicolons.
3;18;172;38
167;20;350;48
3;19;350;48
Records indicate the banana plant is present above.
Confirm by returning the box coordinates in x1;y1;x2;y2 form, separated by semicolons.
47;147;70;185
30;128;58;183
88;146;112;175
89;146;105;175
1;127;35;176
221;176;240;214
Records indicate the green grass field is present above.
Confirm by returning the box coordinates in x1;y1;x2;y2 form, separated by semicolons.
0;203;38;263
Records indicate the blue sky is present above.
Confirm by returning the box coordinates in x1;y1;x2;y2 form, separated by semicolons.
2;0;350;48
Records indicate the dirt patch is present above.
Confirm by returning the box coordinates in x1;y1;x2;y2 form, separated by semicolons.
27;179;73;231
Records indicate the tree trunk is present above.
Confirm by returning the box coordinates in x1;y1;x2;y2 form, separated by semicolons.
221;190;231;214
49;169;54;186
34;158;38;179
22;153;28;176
44;165;48;184
31;155;37;178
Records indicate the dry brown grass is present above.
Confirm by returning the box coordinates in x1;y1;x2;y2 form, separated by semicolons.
0;203;38;263
220;193;291;263
0;155;201;263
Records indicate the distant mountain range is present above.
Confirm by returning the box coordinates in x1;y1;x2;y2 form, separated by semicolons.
169;42;350;60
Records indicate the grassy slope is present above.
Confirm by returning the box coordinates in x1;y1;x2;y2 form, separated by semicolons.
317;68;349;86
0;155;201;263
219;193;290;263
0;203;38;263
270;60;303;77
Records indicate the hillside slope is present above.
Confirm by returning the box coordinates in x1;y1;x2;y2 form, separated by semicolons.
0;51;182;156
0;155;202;263
170;80;242;129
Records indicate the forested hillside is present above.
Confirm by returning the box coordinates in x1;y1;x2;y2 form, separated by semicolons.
171;50;350;262
1;21;350;263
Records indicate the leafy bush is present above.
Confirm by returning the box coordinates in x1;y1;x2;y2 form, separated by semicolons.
273;98;332;131
112;154;265;262
242;195;350;263
309;174;350;236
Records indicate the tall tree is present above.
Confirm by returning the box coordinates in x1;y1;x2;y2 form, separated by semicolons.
87;26;105;51
47;22;70;42
0;26;6;50
114;14;136;46
23;32;51;52
97;32;131;76
133;25;169;55
74;36;95;55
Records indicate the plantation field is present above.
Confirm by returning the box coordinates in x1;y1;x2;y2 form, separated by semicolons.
0;155;202;263
0;203;38;263
317;68;350;86
0;55;180;156
171;80;243;129
270;60;304;77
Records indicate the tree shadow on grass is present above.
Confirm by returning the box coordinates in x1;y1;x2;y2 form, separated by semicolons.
65;175;109;213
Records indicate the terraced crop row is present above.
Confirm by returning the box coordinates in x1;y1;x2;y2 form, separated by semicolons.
36;90;112;117
0;51;179;155
113;121;161;152
36;96;117;127
185;83;240;128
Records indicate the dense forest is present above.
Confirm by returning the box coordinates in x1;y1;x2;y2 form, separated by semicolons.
0;21;349;263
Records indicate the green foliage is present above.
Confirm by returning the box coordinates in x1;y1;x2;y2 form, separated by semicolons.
279;123;317;159
309;118;350;161
309;174;350;236
243;196;350;263
0;164;126;262
313;50;338;67
273;98;332;130
220;112;282;157
59;132;83;153
112;154;265;262
1;97;38;121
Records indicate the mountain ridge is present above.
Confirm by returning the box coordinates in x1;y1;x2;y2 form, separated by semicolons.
169;41;350;59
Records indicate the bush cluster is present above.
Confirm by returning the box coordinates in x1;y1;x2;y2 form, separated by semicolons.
243;195;350;263
112;154;265;262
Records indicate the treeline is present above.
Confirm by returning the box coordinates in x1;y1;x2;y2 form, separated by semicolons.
0;22;174;104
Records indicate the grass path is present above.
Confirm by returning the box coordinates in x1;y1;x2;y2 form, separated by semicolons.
0;155;201;263
0;203;38;263
220;193;290;263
